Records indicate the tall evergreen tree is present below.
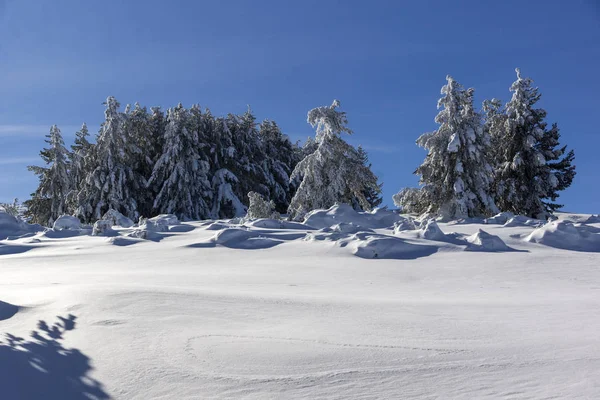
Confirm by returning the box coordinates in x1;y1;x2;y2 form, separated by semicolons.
209;115;246;218
25;125;71;225
288;100;380;219
538;123;576;213
356;146;383;210
258;119;298;213
147;103;213;220
67;123;92;212
493;69;572;218
409;76;497;219
76;97;142;222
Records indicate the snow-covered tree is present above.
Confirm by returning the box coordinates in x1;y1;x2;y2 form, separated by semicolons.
539;123;576;213
409;76;497;219
493;69;573;218
147;103;213;220
246;191;276;219
392;187;430;215
288;100;381;219
25;125;71;225
67;123;93;212
76;97;142;222
208;115;246;218
258;120;298;213
356;146;383;210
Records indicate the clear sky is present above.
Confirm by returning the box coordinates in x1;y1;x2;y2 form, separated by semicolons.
1;0;599;213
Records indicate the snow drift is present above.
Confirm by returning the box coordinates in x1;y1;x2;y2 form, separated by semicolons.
0;211;42;240
525;220;600;252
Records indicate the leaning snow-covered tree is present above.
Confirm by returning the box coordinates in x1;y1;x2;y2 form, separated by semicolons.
493;69;574;218
25;125;71;225
288;100;380;219
76;97;143;222
409;76;498;219
146;103;213;220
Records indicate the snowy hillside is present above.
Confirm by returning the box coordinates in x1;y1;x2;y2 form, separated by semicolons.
1;206;599;399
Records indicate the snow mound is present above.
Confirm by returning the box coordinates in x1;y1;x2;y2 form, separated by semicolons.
0;211;42;240
525;220;600;252
92;220;118;237
351;235;438;260
139;214;181;232
417;220;447;241
149;214;179;226
204;222;231;231
108;236;141;246
465;229;513;252
583;215;600;224
325;223;371;234
208;228;282;250
393;218;417;233
504;215;544;228
53;215;82;231
245;219;313;230
102;209;134;228
484;212;515;225
0;300;19;321
303;204;402;230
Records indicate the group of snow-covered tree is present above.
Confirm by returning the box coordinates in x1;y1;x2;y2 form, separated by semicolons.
394;68;575;220
25;98;383;225
23;69;575;225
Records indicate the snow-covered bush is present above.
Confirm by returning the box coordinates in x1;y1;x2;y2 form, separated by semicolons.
53;215;82;231
102;209;134;228
92;220;116;236
246;192;277;219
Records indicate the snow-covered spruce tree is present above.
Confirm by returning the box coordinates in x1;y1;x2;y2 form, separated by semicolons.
228;109;271;204
410;76;497;219
25;125;71;225
246;191;276;219
67;123;92;213
208;114;246;218
539;123;576;213
392;187;430;215
493;68;574;218
146;103;213;220
288;100;380;219
76;97;142;222
356;145;383;210
126;103;160;217
258;119;299;213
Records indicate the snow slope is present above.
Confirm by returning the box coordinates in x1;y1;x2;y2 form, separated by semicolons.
1;207;599;399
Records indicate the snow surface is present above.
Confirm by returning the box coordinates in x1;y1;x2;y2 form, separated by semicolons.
1;206;600;399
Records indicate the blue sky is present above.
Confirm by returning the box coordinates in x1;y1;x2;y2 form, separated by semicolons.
1;0;599;213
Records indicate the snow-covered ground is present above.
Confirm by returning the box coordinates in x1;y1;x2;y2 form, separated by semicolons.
1;207;599;399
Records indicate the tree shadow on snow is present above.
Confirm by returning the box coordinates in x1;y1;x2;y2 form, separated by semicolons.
0;314;110;399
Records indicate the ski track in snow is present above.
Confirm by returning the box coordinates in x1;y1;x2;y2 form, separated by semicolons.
1;210;600;399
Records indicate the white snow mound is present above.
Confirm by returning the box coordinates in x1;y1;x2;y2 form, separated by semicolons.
303;204;402;230
53;215;82;231
466;229;512;252
525;220;600;252
504;215;544;228
418;220;447;241
92;220;117;237
0;211;42;240
484;212;515;225
102;209;134;228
